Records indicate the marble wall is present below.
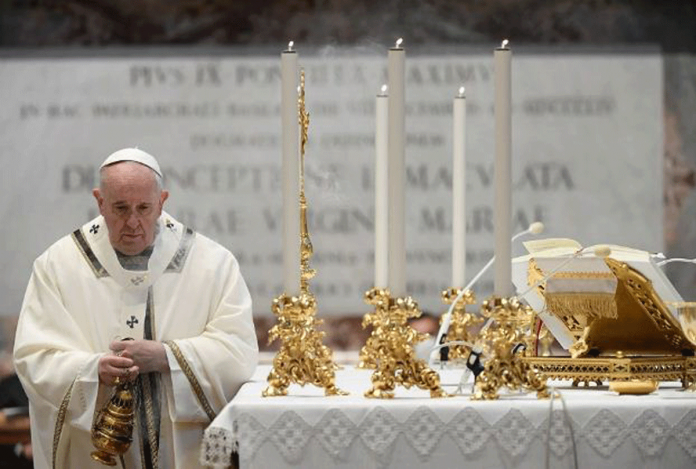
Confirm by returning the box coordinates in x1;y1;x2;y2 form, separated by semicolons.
0;1;695;357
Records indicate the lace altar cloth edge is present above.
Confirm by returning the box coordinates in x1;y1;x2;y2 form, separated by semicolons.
200;366;696;467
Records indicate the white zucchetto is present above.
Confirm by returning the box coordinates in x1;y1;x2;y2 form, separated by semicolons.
100;148;162;178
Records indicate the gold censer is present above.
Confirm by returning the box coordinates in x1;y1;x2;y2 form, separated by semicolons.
91;379;135;466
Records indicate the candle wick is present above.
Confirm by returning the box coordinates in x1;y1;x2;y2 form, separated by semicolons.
395;38;403;48
501;39;509;49
380;84;388;95
288;40;294;51
458;86;465;97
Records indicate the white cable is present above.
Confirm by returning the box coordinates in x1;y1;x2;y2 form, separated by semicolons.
545;389;555;469
448;244;608;394
429;339;475;352
429;223;544;367
545;387;578;469
657;257;696;267
559;390;578;469
455;364;474;395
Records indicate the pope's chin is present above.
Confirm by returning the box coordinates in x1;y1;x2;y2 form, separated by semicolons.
114;234;147;255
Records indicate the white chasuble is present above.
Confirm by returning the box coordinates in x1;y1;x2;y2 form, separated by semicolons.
14;212;259;469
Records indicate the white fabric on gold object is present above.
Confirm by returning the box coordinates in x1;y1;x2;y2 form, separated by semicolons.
13;212;258;469
512;239;683;349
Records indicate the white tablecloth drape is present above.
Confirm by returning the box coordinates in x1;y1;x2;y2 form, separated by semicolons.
201;365;696;468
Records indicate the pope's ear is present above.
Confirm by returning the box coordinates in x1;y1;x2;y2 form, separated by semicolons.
92;188;105;214
160;190;169;207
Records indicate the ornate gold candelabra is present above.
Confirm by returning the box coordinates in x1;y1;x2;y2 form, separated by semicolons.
363;293;450;398
263;69;346;397
440;288;480;361
472;296;549;400
91;378;135;466
357;287;391;369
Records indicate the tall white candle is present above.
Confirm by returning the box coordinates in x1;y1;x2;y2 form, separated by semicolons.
494;39;512;296
281;41;301;296
388;38;406;297
452;86;466;288
375;85;389;289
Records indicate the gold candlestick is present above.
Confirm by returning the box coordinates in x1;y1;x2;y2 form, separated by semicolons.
263;69;346;397
440;288;481;361
357;287;391;369
364;295;450;399
472;296;549;400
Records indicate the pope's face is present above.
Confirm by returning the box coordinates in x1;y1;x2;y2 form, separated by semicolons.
93;162;169;255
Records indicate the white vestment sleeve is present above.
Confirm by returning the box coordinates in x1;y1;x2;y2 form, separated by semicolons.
163;250;258;423
14;253;105;464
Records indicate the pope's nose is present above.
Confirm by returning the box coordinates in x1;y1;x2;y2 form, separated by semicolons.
125;213;139;229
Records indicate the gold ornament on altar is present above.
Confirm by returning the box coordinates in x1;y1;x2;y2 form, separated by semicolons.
362;291;450;399
90;378;135;466
262;293;346;396
671;301;696;348
472;296;549;400
537;322;555;357
513;244;696;388
357;287;391;369
263;69;346;397
440;288;480;361
668;301;696;391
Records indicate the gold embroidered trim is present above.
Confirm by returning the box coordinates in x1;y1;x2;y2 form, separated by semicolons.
71;229;109;278
139;433;147;469
139;287;160;469
546;271;615;279
140;373;159;469
545;292;618;320
146;290;157;344
164;227;195;273
52;377;77;469
163;340;216;421
527;259;546;298
527;258;614;285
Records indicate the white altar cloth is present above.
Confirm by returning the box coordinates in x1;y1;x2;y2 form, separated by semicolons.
201;365;696;468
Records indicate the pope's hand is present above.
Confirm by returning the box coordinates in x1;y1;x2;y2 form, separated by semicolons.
98;354;137;386
110;339;168;374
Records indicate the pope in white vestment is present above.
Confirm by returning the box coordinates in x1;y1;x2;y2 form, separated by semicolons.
13;149;259;469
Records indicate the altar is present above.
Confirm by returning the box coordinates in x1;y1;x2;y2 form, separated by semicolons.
200;364;696;469
197;40;694;469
